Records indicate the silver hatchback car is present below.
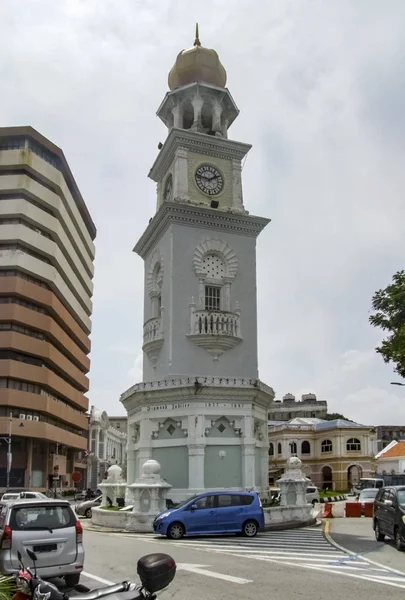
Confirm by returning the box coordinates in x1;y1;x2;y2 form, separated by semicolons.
0;498;84;586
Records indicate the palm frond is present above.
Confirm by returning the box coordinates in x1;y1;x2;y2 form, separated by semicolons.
0;574;16;600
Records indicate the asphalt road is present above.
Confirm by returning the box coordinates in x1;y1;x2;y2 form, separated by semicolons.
67;523;405;599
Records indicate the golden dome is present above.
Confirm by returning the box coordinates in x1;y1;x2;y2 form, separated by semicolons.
168;24;227;91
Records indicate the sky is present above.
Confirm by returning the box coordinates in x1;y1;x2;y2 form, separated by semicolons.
0;0;404;425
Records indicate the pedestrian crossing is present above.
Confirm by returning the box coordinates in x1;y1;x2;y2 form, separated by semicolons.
109;527;405;588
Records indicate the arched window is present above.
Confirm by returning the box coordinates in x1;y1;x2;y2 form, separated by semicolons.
268;443;274;456
321;439;332;453
301;440;311;454
290;442;297;455
346;438;361;451
277;442;282;455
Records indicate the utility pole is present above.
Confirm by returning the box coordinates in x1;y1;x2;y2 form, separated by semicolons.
7;412;12;489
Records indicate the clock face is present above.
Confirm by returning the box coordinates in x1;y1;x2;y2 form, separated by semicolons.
163;174;173;201
195;165;224;196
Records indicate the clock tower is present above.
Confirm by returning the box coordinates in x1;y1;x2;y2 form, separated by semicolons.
122;27;274;501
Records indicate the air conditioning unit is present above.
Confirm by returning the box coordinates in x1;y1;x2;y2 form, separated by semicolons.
26;415;33;421
19;414;26;419
33;416;39;422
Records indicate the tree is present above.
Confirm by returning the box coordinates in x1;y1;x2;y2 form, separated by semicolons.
324;413;353;422
369;270;405;379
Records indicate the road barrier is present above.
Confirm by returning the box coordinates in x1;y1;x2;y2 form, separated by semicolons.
345;502;362;517
363;503;374;518
322;502;333;518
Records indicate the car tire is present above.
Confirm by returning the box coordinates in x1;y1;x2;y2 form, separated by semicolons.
375;520;385;542
167;522;185;540
85;508;92;519
394;527;404;551
65;574;81;588
242;520;258;537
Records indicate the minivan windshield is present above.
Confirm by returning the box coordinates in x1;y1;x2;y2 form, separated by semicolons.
174;495;198;509
10;505;75;531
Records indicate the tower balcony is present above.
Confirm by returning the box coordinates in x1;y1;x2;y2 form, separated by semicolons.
142;317;164;368
187;308;242;360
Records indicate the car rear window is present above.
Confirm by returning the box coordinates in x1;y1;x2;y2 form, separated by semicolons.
10;505;76;530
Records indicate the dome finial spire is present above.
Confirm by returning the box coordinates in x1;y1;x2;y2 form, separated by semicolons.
194;23;201;47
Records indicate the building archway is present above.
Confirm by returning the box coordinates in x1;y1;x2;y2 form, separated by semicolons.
347;464;362;489
322;466;333;491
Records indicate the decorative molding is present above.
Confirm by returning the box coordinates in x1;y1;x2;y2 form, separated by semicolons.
193;239;238;280
142;337;164;369
148;127;251;183
134;202;270;259
146;249;163;297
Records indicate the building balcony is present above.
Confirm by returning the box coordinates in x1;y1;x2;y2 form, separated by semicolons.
142;317;164;368
187;309;242;360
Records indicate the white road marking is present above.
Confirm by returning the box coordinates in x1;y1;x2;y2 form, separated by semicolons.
82;572;114;585
176;563;252;584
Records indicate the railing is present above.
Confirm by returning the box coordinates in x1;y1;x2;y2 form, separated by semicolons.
191;310;241;337
143;317;163;344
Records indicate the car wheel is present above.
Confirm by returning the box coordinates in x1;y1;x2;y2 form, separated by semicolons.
375;520;385;542
65;573;80;588
85;508;92;519
242;520;258;537
394;528;404;551
167;522;185;540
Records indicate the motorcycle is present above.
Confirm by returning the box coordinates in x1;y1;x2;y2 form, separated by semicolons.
13;549;176;600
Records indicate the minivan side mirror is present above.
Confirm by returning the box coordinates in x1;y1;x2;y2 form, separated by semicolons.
384;499;393;507
190;504;198;511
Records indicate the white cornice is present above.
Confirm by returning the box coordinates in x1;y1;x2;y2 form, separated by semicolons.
134;202;270;258
148;128;252;182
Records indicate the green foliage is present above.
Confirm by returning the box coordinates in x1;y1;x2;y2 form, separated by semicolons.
369;270;405;379
0;574;16;600
324;412;353;422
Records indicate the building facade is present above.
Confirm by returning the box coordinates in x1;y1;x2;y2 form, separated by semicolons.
121;30;274;500
268;393;328;421
86;407;127;490
375;425;405;453
268;418;376;491
0;126;96;492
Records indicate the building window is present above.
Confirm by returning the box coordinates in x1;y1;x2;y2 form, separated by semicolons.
321;439;333;453
346;438;361;451
290;442;297;455
301;440;311;454
205;286;221;311
277;442;282;455
268;443;274;456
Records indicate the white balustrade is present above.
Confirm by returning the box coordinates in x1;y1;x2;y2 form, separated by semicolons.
191;310;241;338
143;317;163;344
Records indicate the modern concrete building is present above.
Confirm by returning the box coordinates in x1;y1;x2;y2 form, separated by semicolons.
86;407;127;490
121;29;274;501
0;126;96;492
375;425;405;453
268;393;328;422
268;418;376;491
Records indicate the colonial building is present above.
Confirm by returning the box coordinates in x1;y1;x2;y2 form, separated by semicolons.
86;406;127;490
268;393;327;422
268;418;376;491
121;28;274;500
0;127;96;492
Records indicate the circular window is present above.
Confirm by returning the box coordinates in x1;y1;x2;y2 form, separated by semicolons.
202;254;225;280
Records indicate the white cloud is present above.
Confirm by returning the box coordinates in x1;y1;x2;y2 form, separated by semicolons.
1;0;404;422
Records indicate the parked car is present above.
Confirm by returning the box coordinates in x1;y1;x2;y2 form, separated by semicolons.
153;490;264;539
1;491;47;501
0;498;84;585
373;485;405;551
358;488;379;514
75;495;102;518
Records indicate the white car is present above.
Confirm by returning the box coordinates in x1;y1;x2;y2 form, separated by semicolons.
1;492;47;501
306;485;320;505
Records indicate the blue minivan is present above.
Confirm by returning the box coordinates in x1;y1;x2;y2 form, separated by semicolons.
153;491;264;539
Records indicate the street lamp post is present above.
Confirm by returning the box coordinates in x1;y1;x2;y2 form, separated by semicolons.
0;413;12;489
